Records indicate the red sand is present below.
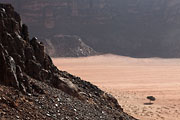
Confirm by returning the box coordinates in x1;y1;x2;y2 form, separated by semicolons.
53;54;180;120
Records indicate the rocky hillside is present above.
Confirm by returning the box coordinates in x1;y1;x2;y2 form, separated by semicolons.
42;35;97;57
0;4;136;120
2;0;180;57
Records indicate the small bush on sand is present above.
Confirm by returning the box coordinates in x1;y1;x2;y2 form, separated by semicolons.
147;96;156;104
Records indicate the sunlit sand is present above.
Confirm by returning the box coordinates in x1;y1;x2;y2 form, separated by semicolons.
53;54;180;120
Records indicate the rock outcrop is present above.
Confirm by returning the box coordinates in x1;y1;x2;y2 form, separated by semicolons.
0;4;136;120
2;0;180;57
42;35;97;57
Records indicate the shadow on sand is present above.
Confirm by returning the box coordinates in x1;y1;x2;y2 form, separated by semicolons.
144;103;154;105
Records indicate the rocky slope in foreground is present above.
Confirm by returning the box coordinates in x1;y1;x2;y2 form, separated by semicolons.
0;4;136;120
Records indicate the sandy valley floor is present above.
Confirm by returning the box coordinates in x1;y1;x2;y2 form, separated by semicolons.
53;54;180;120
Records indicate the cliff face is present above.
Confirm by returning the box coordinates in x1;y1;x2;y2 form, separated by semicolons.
0;4;136;120
2;0;180;57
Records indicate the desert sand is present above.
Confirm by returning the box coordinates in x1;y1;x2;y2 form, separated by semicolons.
53;54;180;120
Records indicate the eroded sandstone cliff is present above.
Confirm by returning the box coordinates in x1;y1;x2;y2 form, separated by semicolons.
2;0;180;57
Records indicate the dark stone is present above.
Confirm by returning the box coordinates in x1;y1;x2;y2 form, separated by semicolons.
6;56;19;88
30;37;45;64
21;24;29;41
26;60;41;80
31;83;44;94
40;69;49;81
52;75;80;98
0;44;19;88
25;47;36;61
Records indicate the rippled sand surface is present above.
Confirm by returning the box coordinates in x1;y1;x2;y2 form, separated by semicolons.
53;54;180;120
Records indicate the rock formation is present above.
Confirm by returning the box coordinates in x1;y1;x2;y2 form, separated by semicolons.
2;0;180;57
42;35;97;57
0;4;136;119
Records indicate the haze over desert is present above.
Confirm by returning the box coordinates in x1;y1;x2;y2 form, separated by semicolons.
53;54;180;120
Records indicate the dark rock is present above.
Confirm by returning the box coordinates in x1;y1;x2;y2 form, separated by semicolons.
103;93;122;110
26;60;41;80
31;83;44;94
53;75;80;98
6;56;19;88
21;24;29;41
0;44;19;88
12;53;25;70
40;69;49;82
25;47;36;61
30;37;45;63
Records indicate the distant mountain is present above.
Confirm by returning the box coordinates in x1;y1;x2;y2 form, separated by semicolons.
2;0;180;57
41;35;97;57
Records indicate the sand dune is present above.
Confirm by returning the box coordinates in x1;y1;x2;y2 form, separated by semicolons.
53;54;180;120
